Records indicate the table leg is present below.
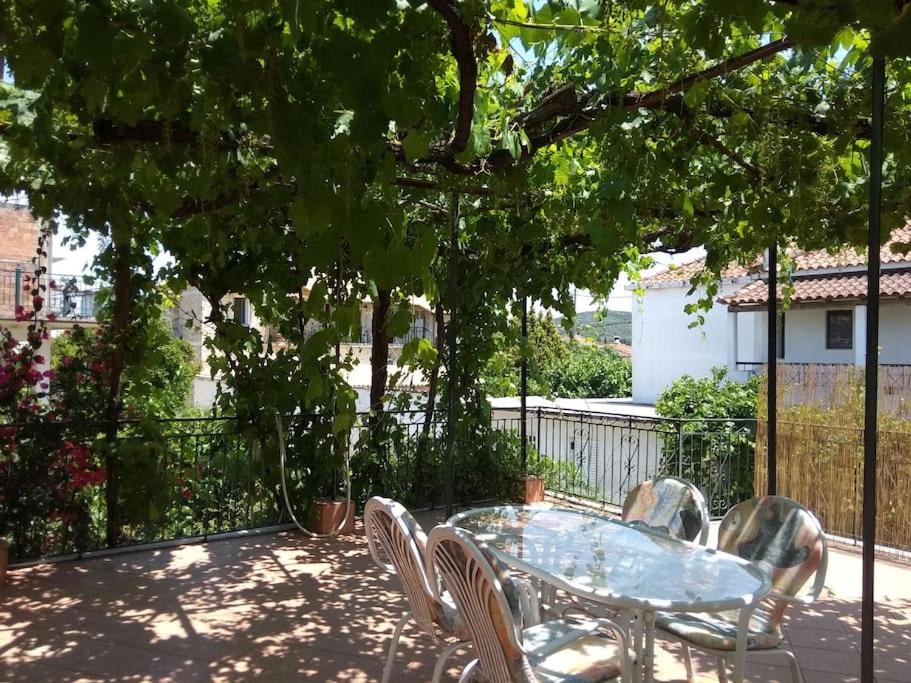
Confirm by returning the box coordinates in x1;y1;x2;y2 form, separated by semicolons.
643;610;656;683
622;608;646;682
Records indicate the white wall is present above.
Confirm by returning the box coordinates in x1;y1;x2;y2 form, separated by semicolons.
779;307;854;364
735;301;911;367
632;283;747;404
880;301;911;364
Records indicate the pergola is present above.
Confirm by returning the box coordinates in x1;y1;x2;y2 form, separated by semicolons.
440;56;890;683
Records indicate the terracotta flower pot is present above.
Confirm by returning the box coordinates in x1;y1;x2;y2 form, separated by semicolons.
307;499;356;535
520;476;546;504
0;538;9;586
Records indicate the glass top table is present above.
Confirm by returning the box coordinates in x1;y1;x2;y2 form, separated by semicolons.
449;504;771;613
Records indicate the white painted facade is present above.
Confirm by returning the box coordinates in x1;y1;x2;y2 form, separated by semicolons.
172;287;437;407
632;273;911;405
631;279;753;404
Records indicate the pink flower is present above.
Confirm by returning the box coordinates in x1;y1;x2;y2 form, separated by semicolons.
46;312;58;321
14;305;29;322
49;280;57;289
32;295;44;309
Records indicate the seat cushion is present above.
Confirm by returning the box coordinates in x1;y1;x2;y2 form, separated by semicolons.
655;611;781;651
523;620;625;683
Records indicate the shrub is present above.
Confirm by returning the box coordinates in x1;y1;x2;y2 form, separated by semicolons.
483;314;631;399
546;343;631;398
656;368;759;514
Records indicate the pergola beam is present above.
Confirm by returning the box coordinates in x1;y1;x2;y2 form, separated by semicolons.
861;55;886;683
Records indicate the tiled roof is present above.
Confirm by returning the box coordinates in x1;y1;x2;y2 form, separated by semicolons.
640;257;758;285
641;223;911;286
790;224;911;270
721;271;911;307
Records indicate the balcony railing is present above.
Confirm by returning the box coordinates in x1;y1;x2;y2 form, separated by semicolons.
360;322;435;345
1;408;761;564
0;266;101;321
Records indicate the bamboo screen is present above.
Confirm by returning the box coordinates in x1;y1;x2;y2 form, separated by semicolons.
755;364;911;552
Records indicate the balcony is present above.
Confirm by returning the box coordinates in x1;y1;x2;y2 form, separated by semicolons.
0;266;101;322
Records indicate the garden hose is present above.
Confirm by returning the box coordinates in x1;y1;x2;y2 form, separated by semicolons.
275;414;353;538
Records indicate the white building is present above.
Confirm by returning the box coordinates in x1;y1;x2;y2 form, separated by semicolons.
631;223;911;404
172;287;438;408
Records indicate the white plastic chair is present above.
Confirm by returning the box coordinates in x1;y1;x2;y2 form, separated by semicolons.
364;497;468;683
427;523;634;683
622;475;711;545
657;495;828;683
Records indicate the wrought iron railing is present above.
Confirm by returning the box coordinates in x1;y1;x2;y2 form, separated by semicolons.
360;322;435;345
1;410;522;564
0;266;101;320
493;407;757;518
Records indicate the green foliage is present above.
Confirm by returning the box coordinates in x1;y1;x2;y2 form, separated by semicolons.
547;342;632;399
556;310;632;345
51;315;196;420
0;0;909;547
656;368;759;512
483;314;631;398
656;367;760;421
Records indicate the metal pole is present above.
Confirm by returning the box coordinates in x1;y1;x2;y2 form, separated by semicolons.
767;245;778;496
445;192;460;519
861;55;886;683
521;295;528;474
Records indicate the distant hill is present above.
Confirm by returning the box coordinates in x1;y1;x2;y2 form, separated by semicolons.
555;310;632;345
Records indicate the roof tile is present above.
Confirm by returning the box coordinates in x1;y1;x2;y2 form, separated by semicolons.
721;271;911;307
641;222;911;286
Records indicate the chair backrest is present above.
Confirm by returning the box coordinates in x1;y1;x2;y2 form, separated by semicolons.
364;496;440;637
622;475;711;544
718;496;828;627
426;524;534;683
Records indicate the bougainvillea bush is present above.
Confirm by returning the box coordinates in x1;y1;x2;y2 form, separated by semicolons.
0;297;108;558
0;270;198;560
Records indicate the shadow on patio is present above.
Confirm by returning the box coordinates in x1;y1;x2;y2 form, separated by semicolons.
2;522;910;682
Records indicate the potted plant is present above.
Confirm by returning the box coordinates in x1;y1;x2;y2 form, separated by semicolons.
518;447;548;504
308;498;356;535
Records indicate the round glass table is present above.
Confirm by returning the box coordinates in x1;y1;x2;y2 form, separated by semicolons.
448;505;772;682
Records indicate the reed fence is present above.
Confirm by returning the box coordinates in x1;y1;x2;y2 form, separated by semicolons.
755;363;911;553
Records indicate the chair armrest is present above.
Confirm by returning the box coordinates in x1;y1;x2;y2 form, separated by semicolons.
513;577;543;627
561;600;620;621
765;588;819;606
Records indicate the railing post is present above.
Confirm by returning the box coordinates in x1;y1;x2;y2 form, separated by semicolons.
14;265;22;310
677;420;684;478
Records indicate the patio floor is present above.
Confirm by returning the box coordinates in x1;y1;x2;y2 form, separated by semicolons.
2;512;910;682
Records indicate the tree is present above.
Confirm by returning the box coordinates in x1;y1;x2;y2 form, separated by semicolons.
1;1;909;496
52;315;196;421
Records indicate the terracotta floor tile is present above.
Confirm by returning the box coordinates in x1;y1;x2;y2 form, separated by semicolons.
3;527;910;682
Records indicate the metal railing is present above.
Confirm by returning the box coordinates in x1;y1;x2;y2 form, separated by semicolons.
360;322;435;346
493;407;757;517
1;410;522;564
0;266;100;320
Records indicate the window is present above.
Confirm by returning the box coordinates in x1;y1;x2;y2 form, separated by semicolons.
232;297;249;326
777;312;786;359
826;310;853;350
